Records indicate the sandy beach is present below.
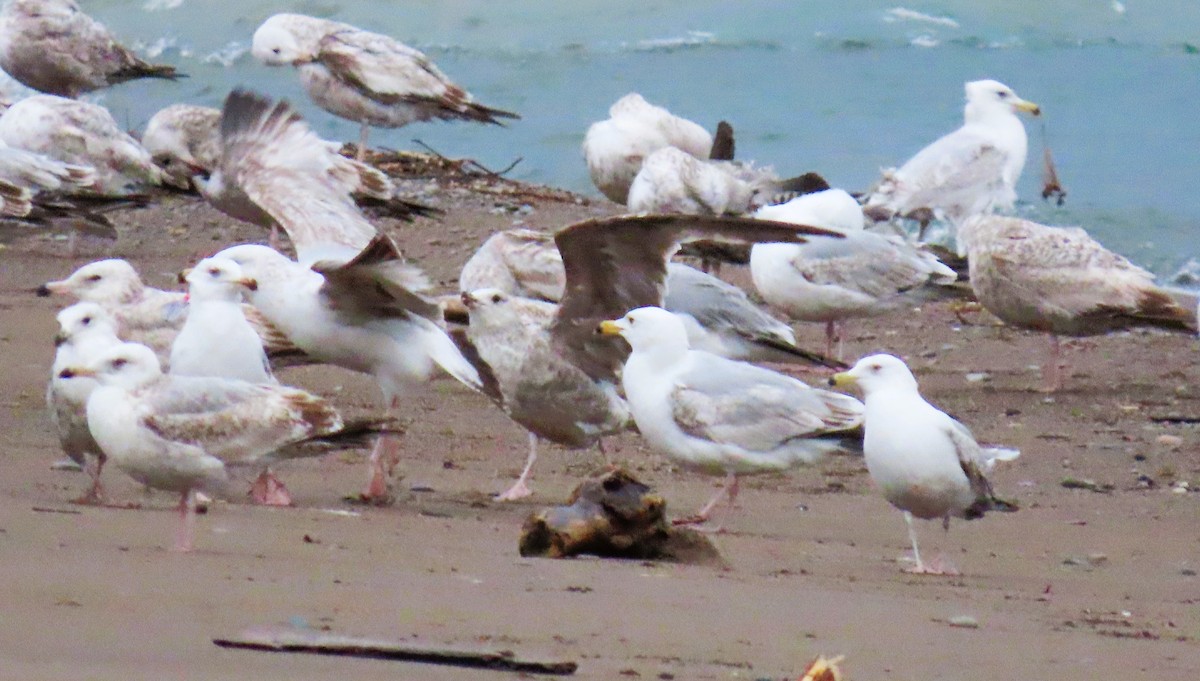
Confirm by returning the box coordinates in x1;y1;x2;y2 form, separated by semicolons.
0;167;1197;680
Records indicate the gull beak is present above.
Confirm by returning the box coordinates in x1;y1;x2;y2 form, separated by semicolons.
238;277;258;292
177;268;191;284
36;280;67;297
597;319;625;336
1013;98;1041;116
53;332;68;347
460;291;477;309
828;372;857;388
58;366;95;379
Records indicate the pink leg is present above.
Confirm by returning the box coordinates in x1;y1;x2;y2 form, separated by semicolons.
174;489;196;553
356;122;370;161
361;396;401;502
72;456;107;505
899;512;960;576
495;433;538;501
1040;335;1065;392
249;467;293;506
824;321;844;361
673;472;738;528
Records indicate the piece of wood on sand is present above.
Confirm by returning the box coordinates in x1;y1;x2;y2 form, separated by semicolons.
213;626;577;675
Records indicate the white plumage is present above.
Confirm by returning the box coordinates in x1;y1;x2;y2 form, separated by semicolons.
170;257;273;384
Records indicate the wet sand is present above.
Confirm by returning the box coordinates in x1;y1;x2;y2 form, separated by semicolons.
1;174;1198;680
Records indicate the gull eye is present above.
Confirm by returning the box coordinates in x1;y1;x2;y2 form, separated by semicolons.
112;358;128;370
997;90;1009;99
871;364;882;372
85;274;102;282
272;47;281;54
208;267;221;277
491;294;502;303
80;316;91;326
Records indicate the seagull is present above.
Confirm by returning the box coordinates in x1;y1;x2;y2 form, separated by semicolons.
0;140;96;210
0;0;182;98
251;13;519;160
862;79;1040;240
459;227;839;367
626;146;780;217
70;342;375;551
215;234;484;502
958;215;1197;391
751;188;958;358
458;214;845;501
0;95;165;194
583;92;720;205
175;91;435;238
831;354;1019;575
47;301;121;504
599;306;864;527
170;257;273;384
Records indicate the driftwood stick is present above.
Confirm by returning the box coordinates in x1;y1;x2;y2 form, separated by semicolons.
213;627;577;675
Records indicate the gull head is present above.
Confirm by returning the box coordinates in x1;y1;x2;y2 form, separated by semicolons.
599;306;690;354
64;342;162;388
54;302;118;348
753;188;866;233
965;80;1040;121
460;287;514;321
830;353;919;395
37;259;144;303
214;244;294;283
252;13;327;65
142;118;210;190
183;256;257;303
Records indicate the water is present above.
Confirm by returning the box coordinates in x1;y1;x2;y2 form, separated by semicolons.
34;1;1200;276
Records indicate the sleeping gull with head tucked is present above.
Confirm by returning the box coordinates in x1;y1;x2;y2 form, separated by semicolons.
251;13;519;160
958;215;1197;391
751;188;958;358
600;306;863;527
0;0;181;98
459;214;845;501
862;79;1040;240
832;354;1019;575
47;302;121;504
70;342;375;551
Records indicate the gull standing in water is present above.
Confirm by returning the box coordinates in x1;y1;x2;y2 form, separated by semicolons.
251;13;518;160
832;354;1019;575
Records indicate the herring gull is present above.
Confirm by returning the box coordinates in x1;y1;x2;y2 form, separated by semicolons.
583;92;721;205
958;215;1197;391
141;103;221;190
47;301;120;503
0;94;165;194
459;227;838;366
751;188;958;358
457;214;846;501
0;0;181;98
215;234;484;502
862;79;1040;239
170;257;273;384
251;13;519;160
600;306;864;527
831;354;1018;575
70;342;374;551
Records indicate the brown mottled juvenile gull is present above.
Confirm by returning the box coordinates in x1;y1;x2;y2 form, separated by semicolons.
600;306;863;528
458;214;846;501
862;79;1040;238
832;354;1018;575
215;235;485;502
626;146;790;217
70;342;370;551
251;13;519;160
0;95;164;194
47;302;121;504
958;215;1197;391
0;0;181;98
751;188;957;358
141;103;221;190
583;92;717;205
459;229;566;303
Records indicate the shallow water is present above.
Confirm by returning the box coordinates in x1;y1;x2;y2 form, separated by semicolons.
34;1;1200;275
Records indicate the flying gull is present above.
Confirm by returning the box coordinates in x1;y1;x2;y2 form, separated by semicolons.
459;214;846;502
958;215;1197;391
47;302;121;504
251;13;518;160
862;79;1040;241
832;354;1019;575
600;306;864;527
0;0;182;98
751;188;958;358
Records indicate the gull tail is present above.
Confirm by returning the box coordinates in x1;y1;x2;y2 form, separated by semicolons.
747;334;847;370
109;61;185;85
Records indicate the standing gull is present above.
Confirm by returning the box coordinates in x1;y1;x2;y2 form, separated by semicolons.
47;302;121;503
251;13;518;160
71;342;371;551
0;95;165;194
600;306;863;527
170;257;273;384
831;354;1019;575
459;215;846;501
0;0;181;98
958;215;1197;391
862;79;1040;238
751;188;957;358
216;235;484;502
583;92;721;205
